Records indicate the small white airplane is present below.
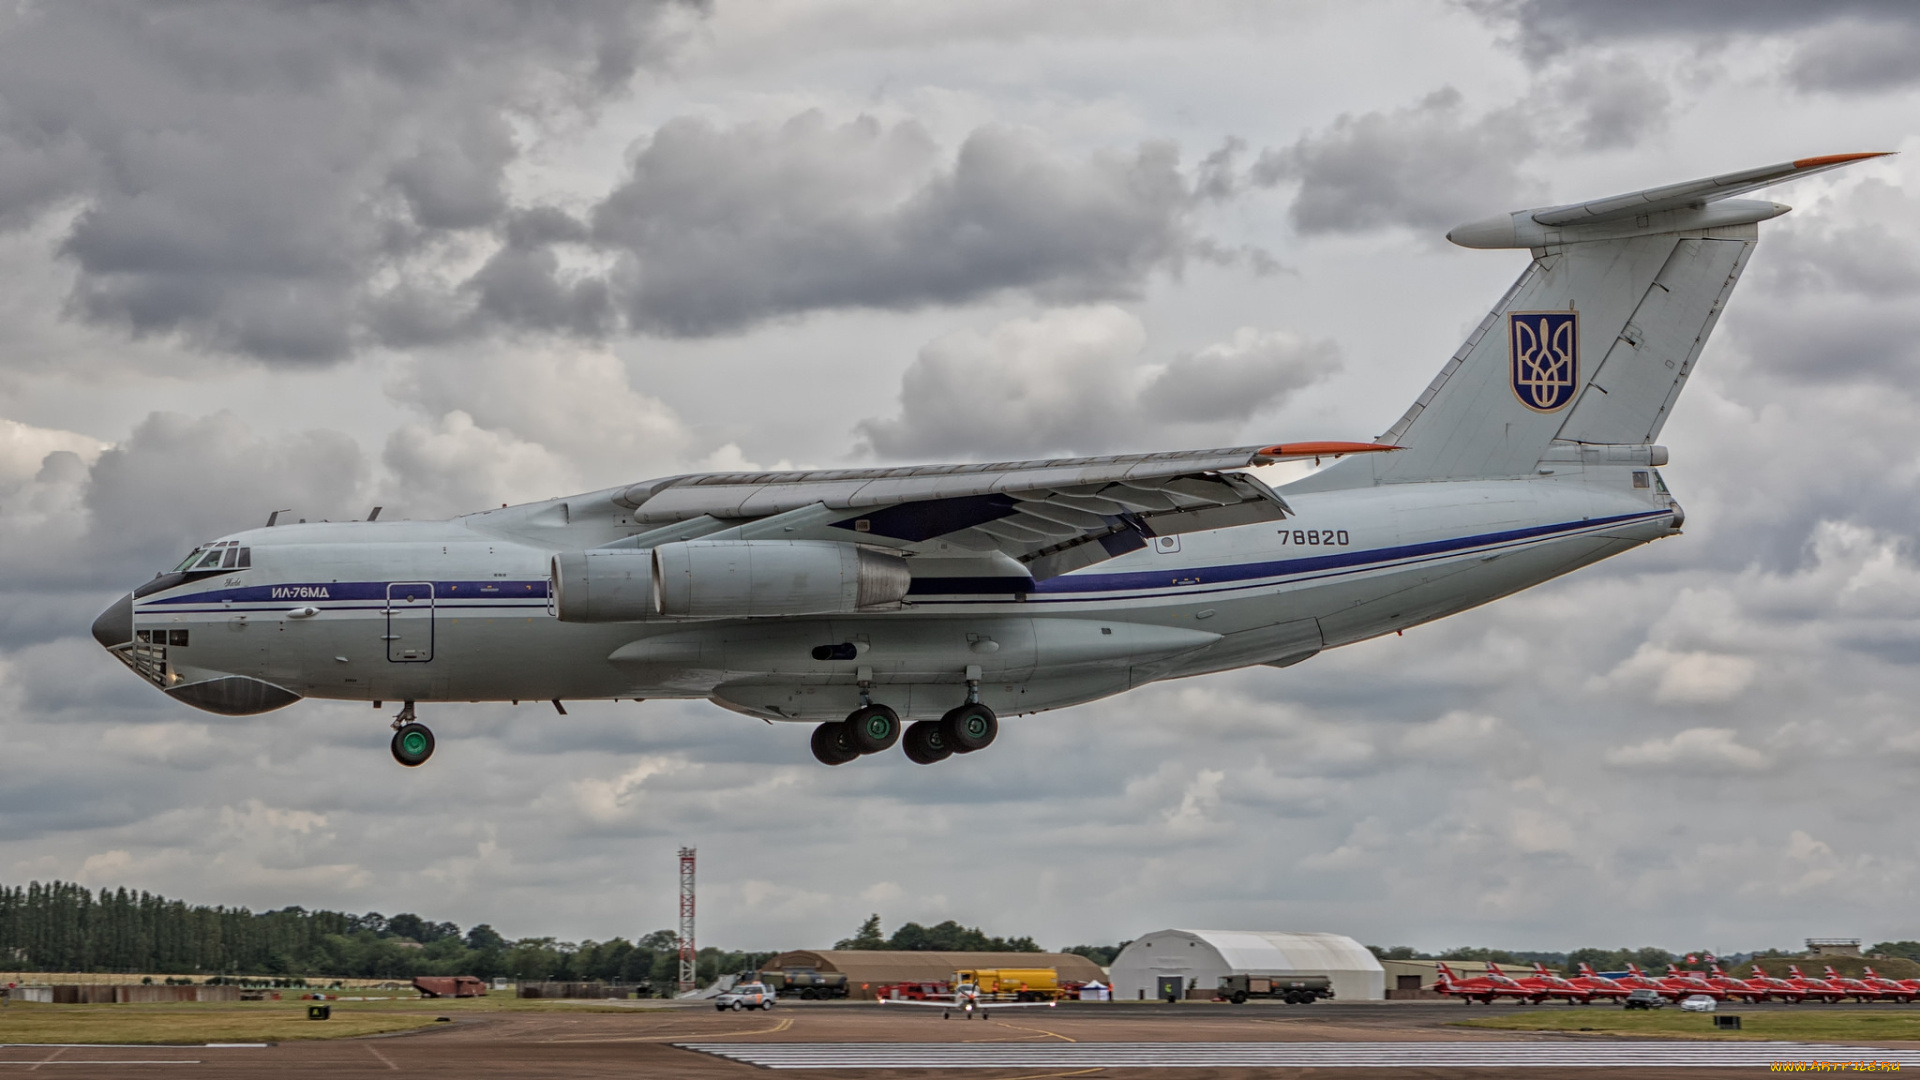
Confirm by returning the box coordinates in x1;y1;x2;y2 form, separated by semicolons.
90;152;1891;768
878;981;1059;1020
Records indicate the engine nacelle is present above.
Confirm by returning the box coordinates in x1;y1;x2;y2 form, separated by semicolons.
551;549;655;622
652;540;910;618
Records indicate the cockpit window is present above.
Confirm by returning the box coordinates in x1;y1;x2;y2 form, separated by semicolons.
167;541;251;576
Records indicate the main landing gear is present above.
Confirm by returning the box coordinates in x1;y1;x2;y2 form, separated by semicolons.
810;700;997;766
389;700;434;767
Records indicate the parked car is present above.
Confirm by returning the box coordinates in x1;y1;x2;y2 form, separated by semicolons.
1623;988;1665;1010
714;983;777;1012
1679;994;1717;1013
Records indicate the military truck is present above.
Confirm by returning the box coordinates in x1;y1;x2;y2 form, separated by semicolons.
1217;974;1334;1005
757;967;849;1000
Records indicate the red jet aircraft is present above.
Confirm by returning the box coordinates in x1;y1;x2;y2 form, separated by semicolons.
1487;962;1585;1004
1526;963;1625;1003
1566;964;1632;1002
1821;966;1892;1003
1434;962;1542;1005
1605;963;1683;1001
1741;966;1809;1003
1785;966;1847;1003
1658;966;1730;1001
1862;967;1920;1002
1701;964;1772;1003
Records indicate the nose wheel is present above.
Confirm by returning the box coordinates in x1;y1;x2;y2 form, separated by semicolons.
389;700;434;767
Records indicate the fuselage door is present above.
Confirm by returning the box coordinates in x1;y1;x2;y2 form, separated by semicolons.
385;581;435;662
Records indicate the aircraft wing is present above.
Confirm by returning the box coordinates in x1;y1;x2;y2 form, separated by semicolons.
610;442;1391;581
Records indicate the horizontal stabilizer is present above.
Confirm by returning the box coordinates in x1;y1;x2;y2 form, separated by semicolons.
1290;152;1891;488
1448;152;1893;249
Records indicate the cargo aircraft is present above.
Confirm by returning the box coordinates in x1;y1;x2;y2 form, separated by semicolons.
89;153;1890;768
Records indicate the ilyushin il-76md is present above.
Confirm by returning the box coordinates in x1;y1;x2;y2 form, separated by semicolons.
91;153;1890;768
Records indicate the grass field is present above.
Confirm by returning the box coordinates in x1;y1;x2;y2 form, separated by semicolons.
0;991;669;1044
1459;1008;1920;1043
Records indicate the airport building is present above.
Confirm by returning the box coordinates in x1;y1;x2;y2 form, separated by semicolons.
1108;930;1384;1002
762;950;1107;1000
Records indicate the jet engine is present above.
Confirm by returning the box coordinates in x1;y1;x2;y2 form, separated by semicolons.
652;540;910;618
551;540;912;621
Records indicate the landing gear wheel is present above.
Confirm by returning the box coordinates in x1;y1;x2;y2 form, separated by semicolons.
845;704;902;754
810;722;861;766
940;702;997;753
902;720;954;764
390;723;434;767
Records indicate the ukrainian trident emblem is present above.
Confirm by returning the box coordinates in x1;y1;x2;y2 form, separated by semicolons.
1509;311;1578;412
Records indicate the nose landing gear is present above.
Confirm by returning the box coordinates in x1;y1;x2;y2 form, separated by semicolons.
389;700;434;767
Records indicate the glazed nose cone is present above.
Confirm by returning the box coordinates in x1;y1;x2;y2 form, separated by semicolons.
91;593;133;649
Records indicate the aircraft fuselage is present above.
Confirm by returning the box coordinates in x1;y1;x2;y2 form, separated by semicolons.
105;466;1678;723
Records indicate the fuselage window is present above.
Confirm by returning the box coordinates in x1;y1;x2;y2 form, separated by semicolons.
167;629;189;647
236;547;251;568
221;547;239;569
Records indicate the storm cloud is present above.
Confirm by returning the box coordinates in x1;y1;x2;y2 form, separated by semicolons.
0;2;1917;958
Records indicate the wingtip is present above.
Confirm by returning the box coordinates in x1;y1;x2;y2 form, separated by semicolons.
1792;151;1897;169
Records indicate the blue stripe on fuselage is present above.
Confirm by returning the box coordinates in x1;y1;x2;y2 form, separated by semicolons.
910;509;1671;599
137;509;1670;612
142;580;550;605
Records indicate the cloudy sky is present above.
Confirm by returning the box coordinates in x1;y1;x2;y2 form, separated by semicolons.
4;0;1920;959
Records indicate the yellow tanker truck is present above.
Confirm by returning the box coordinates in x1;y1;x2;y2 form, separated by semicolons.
952;968;1063;1002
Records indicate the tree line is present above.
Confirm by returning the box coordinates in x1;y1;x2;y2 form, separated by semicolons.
0;881;772;988
832;914;1043;953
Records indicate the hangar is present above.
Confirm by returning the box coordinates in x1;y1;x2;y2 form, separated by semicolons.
1108;930;1384;1002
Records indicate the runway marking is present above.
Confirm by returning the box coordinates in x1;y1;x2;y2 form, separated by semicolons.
677;1040;1920;1069
564;1016;795;1043
0;1062;201;1067
992;1070;1104;1080
364;1044;399;1070
970;1021;1075;1044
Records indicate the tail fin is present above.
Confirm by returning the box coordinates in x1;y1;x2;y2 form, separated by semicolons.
1295;153;1891;489
1436;961;1455;983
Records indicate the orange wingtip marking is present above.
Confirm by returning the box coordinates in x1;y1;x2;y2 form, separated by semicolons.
1254;441;1399;459
1792;152;1896;169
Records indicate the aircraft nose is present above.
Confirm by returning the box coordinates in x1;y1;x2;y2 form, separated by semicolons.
91;593;133;649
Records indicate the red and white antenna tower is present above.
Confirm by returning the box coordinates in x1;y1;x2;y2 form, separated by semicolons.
677;846;697;995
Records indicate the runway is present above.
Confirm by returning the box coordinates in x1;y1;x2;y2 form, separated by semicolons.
682;1038;1920;1069
1;1000;1917;1078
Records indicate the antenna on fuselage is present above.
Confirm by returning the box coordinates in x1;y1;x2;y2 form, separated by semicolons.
367;506;382;521
265;508;293;527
